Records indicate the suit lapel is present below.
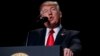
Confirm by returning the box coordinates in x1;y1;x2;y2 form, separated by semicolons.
39;28;46;45
54;28;66;45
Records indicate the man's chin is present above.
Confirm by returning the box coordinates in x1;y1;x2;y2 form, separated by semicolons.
44;22;57;28
50;23;58;27
49;21;55;24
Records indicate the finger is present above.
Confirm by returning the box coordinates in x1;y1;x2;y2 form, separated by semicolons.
64;49;67;56
71;50;74;56
66;49;70;56
71;52;73;56
69;49;73;56
69;49;72;56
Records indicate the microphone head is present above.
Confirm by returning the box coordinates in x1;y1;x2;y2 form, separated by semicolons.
37;17;48;23
41;17;48;22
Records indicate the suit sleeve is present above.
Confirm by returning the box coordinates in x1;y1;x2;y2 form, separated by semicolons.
69;31;81;56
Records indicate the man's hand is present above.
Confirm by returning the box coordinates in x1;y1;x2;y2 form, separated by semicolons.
64;48;73;56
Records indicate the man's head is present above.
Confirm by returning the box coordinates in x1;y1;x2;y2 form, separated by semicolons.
40;1;62;28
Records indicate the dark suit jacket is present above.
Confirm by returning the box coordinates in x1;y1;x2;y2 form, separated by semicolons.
27;28;81;56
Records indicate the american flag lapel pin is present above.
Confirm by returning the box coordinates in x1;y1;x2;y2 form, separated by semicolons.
61;33;64;37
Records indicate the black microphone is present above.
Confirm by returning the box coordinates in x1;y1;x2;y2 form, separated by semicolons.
37;17;48;23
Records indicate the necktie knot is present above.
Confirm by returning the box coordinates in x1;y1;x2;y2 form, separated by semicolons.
49;29;54;33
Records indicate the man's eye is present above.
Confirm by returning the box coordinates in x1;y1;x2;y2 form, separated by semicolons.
51;8;56;11
42;10;48;13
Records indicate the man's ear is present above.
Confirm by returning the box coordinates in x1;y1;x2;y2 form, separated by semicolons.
40;11;43;18
60;11;62;18
40;11;42;15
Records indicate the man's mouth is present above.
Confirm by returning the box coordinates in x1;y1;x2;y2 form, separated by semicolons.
49;16;54;21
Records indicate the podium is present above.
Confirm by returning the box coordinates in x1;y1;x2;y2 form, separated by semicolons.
0;46;63;56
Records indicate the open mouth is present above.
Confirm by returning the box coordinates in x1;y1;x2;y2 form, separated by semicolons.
49;16;54;21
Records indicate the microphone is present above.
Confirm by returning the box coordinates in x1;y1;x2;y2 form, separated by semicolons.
37;17;48;23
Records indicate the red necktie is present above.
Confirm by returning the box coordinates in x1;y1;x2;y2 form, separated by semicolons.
46;29;54;46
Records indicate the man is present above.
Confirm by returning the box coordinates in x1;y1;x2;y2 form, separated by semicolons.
27;1;81;56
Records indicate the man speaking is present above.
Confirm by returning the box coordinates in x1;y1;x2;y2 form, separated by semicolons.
27;1;81;56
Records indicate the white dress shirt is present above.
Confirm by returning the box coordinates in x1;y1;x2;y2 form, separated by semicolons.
45;24;62;46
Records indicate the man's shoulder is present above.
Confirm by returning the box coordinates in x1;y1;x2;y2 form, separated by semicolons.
61;28;80;39
62;28;80;35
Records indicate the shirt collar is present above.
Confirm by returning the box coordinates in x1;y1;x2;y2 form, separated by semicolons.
46;24;62;33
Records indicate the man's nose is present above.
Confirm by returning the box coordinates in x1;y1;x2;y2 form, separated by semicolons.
48;10;52;15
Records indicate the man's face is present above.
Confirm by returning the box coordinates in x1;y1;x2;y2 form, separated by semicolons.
40;5;61;28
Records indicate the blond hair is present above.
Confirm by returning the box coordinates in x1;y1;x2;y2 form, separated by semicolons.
40;1;60;11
